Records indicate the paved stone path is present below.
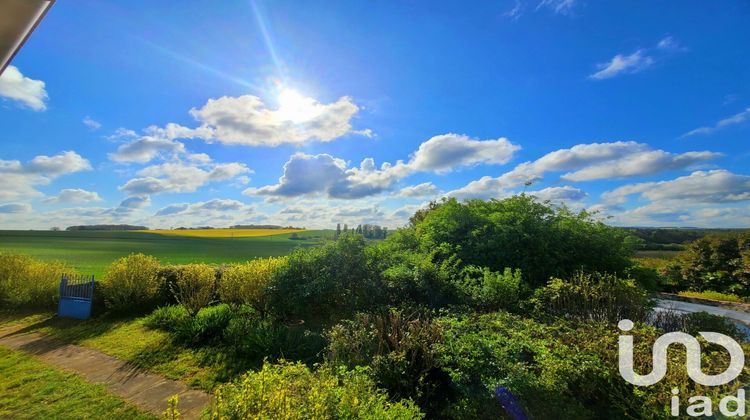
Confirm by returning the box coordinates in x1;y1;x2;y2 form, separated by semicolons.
0;323;211;419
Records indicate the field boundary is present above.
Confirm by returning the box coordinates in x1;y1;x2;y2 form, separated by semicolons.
657;292;750;313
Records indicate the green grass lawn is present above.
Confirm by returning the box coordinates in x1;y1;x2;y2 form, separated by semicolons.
0;229;333;278
0;346;155;419
1;312;241;391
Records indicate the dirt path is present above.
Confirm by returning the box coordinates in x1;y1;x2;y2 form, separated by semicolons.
0;323;211;419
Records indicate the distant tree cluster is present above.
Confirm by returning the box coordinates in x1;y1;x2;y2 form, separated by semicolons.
66;224;147;231
624;227;749;249
230;224;302;230
663;232;750;297
335;223;387;239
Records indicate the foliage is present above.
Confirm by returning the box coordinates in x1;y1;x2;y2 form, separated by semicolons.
456;266;522;311
162;395;180;420
650;309;743;340
531;271;652;323
0;253;73;309
170;264;217;316
677;290;747;303
102;253;162;313
326;310;448;415
268;234;384;326
223;315;325;365
436;312;749;419
210;361;423;419
395;195;634;288
664;232;750;296
219;257;286;316
147;304;232;345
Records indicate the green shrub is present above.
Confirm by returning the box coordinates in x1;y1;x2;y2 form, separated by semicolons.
219;257;286;316
211;361;423;419
531;271;652;323
456;266;521;311
0;253;73;308
223;316;325;364
268;234;384;326
170;264;217;316
398;195;634;289
326;310;448;416
436;312;749;419
651;309;743;340
102;253;161;313
144;305;190;331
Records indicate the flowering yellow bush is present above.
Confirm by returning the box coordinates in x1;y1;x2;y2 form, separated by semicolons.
219;257;286;316
172;264;217;316
0;253;73;308
102;253;161;313
211;361;423;419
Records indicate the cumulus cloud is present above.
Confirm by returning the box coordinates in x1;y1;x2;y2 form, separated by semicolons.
408;134;520;173
529;186;587;202
154;199;252;217
682;107;750;137
396;182;440;198
246;153;411;200
446;141;718;200
0;203;32;214
602;170;750;205
108;135;186;164
120;160;252;196
43;188;103;204
83;116;102;131
248;133;519;200
589;37;683;80
0;66;48;111
0;151;92;201
184;93;366;146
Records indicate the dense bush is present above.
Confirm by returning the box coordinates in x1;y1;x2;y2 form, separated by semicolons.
0;253;73;308
211;361;423;419
663;232;750;296
219;257;286;317
170;264;217;316
531;271;652;323
223;315;325;364
456;266;521;311
102;253;162;313
650;309;744;340
326;310;448;415
268;234;384;326
400;195;635;288
436;312;749;419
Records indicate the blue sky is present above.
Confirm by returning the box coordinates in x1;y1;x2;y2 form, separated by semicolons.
1;0;749;229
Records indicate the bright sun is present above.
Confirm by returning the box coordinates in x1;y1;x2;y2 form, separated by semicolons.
276;88;320;123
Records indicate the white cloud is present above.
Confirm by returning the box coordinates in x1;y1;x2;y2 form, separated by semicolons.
0;151;92;201
185;93;367;146
682;107;750;137
408;134;520;173
397;182;440;198
589;37;683;80
446;141;719;200
602;170;750;205
120;160;252;196
246;153;413;200
109;136;186;164
83;116;102;131
529;186;587;202
43;188;103;204
0;203;32;214
248;133;520;200
0;66;48;111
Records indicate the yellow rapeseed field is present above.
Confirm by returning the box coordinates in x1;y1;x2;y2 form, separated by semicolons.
142;229;304;238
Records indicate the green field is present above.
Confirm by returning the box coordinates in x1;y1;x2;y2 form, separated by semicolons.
0;230;333;278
